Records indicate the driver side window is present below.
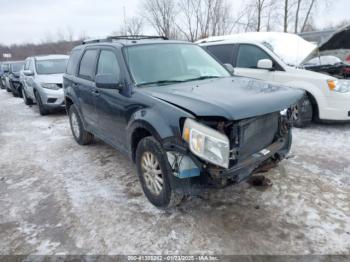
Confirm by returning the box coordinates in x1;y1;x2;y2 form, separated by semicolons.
236;44;271;69
97;50;121;82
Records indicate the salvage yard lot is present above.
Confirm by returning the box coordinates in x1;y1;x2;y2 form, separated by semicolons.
0;90;349;255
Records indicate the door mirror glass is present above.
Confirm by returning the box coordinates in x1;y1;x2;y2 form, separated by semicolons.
257;59;273;70
224;63;234;74
23;70;34;76
95;74;122;90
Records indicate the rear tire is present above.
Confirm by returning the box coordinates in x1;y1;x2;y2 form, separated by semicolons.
292;95;313;128
69;105;94;145
22;88;33;105
135;136;184;209
35;91;49;116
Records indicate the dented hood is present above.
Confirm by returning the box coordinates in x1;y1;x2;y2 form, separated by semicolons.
144;77;304;120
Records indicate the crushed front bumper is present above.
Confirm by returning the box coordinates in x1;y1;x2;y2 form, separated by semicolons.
163;131;291;195
221;137;289;183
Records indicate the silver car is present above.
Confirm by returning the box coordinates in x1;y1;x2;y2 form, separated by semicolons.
21;55;69;115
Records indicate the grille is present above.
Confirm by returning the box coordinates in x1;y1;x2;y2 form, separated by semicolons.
234;113;279;160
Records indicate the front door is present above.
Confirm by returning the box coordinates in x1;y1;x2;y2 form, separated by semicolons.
93;49;129;152
234;44;274;82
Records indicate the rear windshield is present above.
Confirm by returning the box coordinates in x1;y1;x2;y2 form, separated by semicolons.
11;62;23;72
35;59;68;75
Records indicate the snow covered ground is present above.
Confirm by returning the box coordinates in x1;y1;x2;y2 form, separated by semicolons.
0;90;349;255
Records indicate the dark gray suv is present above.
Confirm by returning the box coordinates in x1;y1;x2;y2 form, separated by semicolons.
63;36;303;208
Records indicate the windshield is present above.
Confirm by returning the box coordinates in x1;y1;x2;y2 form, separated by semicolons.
35;59;68;74
11;62;23;72
124;43;230;86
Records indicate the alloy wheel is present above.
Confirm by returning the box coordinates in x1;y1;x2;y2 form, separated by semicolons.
141;152;163;196
71;111;80;138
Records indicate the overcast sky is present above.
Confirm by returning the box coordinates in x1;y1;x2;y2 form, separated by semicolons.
0;0;348;46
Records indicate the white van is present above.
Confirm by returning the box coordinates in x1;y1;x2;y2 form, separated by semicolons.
198;32;350;127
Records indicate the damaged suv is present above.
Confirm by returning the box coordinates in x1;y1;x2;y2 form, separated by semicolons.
63;36;303;208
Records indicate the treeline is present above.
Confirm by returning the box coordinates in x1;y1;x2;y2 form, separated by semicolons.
0;40;81;61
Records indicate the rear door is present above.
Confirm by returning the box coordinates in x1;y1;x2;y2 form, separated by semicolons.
233;44;274;82
93;48;129;151
75;48;100;128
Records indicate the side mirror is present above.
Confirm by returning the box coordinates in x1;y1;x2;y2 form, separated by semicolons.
224;63;235;74
23;70;34;76
95;74;122;90
257;59;273;70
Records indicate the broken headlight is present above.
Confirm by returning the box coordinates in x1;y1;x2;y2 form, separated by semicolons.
182;118;230;168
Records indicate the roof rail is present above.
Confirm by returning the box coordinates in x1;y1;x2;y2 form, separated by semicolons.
82;38;102;44
82;35;168;44
106;35;168;41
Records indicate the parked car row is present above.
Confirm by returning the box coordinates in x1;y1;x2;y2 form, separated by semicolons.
1;34;349;209
1;55;69;115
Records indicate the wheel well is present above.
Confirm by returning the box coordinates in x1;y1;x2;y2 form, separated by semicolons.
131;128;152;162
65;97;73;113
306;92;319;121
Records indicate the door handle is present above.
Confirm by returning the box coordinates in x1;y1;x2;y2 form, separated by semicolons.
91;89;100;96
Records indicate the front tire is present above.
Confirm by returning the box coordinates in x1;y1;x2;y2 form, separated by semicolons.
69;105;94;145
22;88;34;105
35;91;49;116
292;95;313;128
135;137;184;209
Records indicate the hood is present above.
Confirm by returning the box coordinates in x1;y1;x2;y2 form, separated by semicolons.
35;73;64;84
319;25;350;51
144;77;304;120
301;25;350;64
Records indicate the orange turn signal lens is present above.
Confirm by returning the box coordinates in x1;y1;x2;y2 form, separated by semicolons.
327;80;336;90
183;127;190;142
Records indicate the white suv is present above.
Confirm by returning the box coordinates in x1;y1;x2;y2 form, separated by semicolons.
198;32;350;127
21;55;69;115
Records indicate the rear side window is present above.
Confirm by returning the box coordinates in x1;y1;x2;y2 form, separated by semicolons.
78;49;99;80
206;44;234;65
236;44;270;69
66;50;82;75
97;50;121;81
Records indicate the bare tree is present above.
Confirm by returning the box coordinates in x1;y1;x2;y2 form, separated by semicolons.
300;0;316;32
176;0;235;41
239;0;277;32
294;0;302;32
118;16;144;35
143;0;177;38
283;0;288;32
176;0;200;41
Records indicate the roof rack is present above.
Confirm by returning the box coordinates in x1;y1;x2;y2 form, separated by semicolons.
107;35;168;41
82;35;168;45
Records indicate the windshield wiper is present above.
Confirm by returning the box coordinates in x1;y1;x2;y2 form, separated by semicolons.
182;76;220;82
137;80;184;87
